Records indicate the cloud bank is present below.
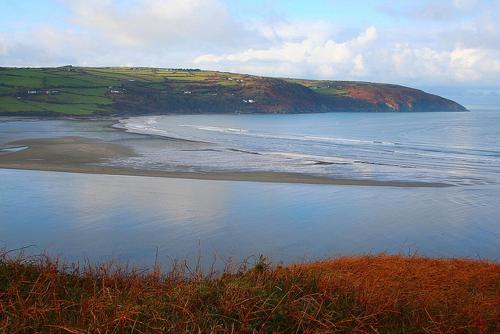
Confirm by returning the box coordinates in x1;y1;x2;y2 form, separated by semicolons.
0;0;499;87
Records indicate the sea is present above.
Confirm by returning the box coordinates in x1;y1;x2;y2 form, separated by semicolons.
1;108;499;268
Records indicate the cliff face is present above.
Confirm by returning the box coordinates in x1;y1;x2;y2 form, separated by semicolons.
284;79;467;112
0;67;467;116
330;82;466;112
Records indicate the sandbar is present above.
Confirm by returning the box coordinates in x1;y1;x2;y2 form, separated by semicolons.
0;136;451;187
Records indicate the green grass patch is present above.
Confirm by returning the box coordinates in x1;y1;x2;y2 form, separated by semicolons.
0;97;108;115
60;87;109;97
0;73;44;87
31;92;112;105
28;101;105;115
0;96;44;112
0;85;16;95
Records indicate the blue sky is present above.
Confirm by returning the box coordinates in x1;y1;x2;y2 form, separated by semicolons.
1;1;382;26
1;0;499;103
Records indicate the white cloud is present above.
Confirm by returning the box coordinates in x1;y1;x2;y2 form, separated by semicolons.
0;0;256;67
195;26;378;79
378;44;500;83
450;48;500;81
0;0;499;87
253;20;336;43
193;13;500;85
66;0;245;50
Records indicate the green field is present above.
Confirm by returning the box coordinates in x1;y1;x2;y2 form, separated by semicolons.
0;67;263;115
0;67;120;115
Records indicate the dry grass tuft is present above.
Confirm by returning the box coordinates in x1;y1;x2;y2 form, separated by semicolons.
1;252;498;333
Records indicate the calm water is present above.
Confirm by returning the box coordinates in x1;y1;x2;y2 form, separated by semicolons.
0;110;499;267
1;169;498;267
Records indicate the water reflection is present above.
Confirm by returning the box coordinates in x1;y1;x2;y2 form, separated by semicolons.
0;169;499;269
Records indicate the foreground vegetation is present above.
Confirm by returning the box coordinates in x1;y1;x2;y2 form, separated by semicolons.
1;253;498;333
0;66;466;116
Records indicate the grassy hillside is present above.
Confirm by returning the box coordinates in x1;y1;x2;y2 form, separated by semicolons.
1;253;497;333
0;66;467;116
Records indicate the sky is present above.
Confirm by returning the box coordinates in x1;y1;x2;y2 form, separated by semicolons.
1;0;499;104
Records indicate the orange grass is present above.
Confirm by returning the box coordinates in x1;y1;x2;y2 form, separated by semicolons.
1;253;499;333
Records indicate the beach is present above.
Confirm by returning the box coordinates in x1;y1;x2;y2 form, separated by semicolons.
0;135;451;187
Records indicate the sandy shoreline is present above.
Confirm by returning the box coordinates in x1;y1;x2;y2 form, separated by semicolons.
0;136;451;187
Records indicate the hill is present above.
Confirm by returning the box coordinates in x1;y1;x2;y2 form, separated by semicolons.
0;66;467;116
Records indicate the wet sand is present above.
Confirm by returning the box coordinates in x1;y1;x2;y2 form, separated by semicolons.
0;136;450;187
